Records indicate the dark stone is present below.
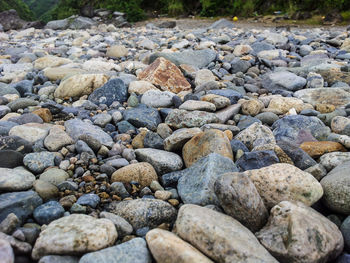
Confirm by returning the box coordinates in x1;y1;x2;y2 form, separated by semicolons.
230;58;251;73
8;113;43;125
0;136;32;153
236;150;279;171
207;89;243;104
76;194;100;208
80;5;94;17
0;9;24;31
341;216;350;252
75;140;95;156
123;104;161;131
110;182;130;199
158;21;176;28
161;170;186;187
11;80;33;96
33;201;65;225
230;139;249;155
336;254;350;263
117;120;136;133
143;131;164;150
237;116;262;131
7;98;38;111
0;150;23;168
0;121;18;136
88;78;127;106
78;134;102;153
172;95;182;108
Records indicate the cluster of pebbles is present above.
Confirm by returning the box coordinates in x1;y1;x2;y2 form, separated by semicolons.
1;17;350;262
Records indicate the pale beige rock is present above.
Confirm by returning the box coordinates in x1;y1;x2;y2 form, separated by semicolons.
331;116;350;134
32;214;117;260
1;113;20;121
256;201;344;263
164;128;202;152
54;74;108;98
128;80;158;95
241;99;264;116
200;94;231;109
341;38;350;52
194;69;216;86
175;204;278;263
44;126;74;152
106;45;128;58
9;123;52;143
44;67;86;81
82;60;116;72
266;97;304;114
179;100;216;112
245;163;323;209
234;44;253;56
146;229;213;263
0;239;14;263
34;56;72;70
0;167;36;192
111;162;158;187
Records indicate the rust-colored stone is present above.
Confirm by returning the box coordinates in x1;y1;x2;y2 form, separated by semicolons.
32;108;52;123
300;141;346;158
138;57;191;94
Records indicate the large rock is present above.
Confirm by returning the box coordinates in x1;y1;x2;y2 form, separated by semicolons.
138;57;191;94
146;229;213;263
123;105;162;131
294;88;350;107
88;78;127;106
263;71;306;92
23;152;56;174
80;238;151;263
106;45;128;58
54;74;108;98
34;56;72;70
248;163;322;209
0;190;42;223
32;214;117;260
321;161;350;214
256;201;344;263
45;19;69;30
69;16;96;29
43;67;86;81
135;148;183;175
0;9;24;31
65;119;113;147
165;109;219;129
266;97;304;114
182;129;233;167
177;153;238;206
9;123;51;143
209;18;235;29
0;167;35;192
164;128;202;152
149;49;216;68
107;199;177;229
0;239;14;263
214;172;268;232
175;204;278;263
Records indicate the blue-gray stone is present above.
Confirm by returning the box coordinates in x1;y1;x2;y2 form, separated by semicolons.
0;190;43;223
7;98;38;111
9;113;43;125
207;89;243;104
0;121;18;136
75;140;95;156
123;104;161;131
255;112;279;126
23;151;56;173
177;153;238;206
262;71;306;92
39;255;79;263
0;105;10;118
11;80;33;96
76;194;100;208
143;131;164;150
116;120;136;133
88;78;127;106
237;116;262;131
236;150;279;171
161;170;186;187
208;18;235;29
336;254;350;263
230;58;251;73
79;238;151;263
110;182;130;198
230;139;249;155
33;201;65;225
0;85;20;96
251;41;275;53
341;216;350;251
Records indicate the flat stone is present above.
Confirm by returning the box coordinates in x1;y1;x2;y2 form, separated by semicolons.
320;152;350;171
0;166;35;192
140;90;175;108
88;78;127;106
263;71;306;92
123;105;161;131
43;67;86;81
300;141;346;158
0;150;23;168
294;88;350;107
164;128;202;152
23;152;56;174
179;100;216;112
7;98;38;111
39;168;69;186
128;81;158;95
9;123;52;143
165;109;219;129
34;56;71;70
44;126;74;152
33;201;65;225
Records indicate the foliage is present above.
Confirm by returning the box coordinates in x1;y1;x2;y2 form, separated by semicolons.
0;0;34;20
23;0;58;19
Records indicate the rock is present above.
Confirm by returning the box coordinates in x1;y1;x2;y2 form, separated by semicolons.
215;104;241;123
0;213;19;234
34;56;71;70
23;152;56;174
321;161;350;214
0;239;14;263
208;89;243;104
195;69;216;86
39;168;69;186
65;119;113;147
128;80;158;95
235;122;276;150
263;71;306;92
9;123;51;143
179;100;216;112
149;49;216;68
99;212;133;238
135;148;183;174
175;204;278;263
32;109;52;123
88;78;127;106
107;199;177;229
138;57;191;94
165;109;219;129
79;238;151;263
236;150;279;171
146;229;213;263
33;201;65;225
8;98;38;111
341;216;350;251
209;18;235;29
143;131;164;149
266;97;304;114
69;16;96;29
294;88;350;107
178;153;238;206
123;105;161;131
76;194;100;208
241;99;264;116
245;163;323;209
140;90;175;108
200;94;231;110
43;67;85;81
111;162;158;187
0;9;25;31
0;190;42;223
164;128;202;152
33;180;59;201
38;255;79;263
0;150;23;168
106;45;128;58
0;167;35;192
320;152;350;171
214;172;268;232
331;116;350;134
44;126;74;152
182;129;233;167
32;214;117;260
300;141;346;158
256;201;344;263
54;74;108;98
45;19;69;30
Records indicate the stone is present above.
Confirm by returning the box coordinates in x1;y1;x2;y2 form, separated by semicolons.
215;104;241;123
128;81;158;95
0;150;23;168
235;122;276;150
214;172;268;232
143;131;164;149
266;97;304;114
178;153;238;206
33;180;59;201
0;239;14;263
0;166;35;192
245;163;323;209
195;69;216;86
164;128;202;152
241;99;264;116
175;204;278;263
107;199;177;229
106;45;128;58
79;238;151;263
88;78;127;106
200;94;231;109
123;105;161;131
23;152;56;174
341;216;350;251
39;168;69;186
76;194;100;208
111;162;158;187
65;118;113;147
331;116;350;134
0;213;19;234
165;109;219;129
9;123;51;143
300;141;346;158
43;67;86;81
140;90;175;108
146;229;213;263
263;71;306;92
39;255;79;263
54;74;108;98
0;190;42;223
256;201;344;263
34;56;71;70
321;161;350;214
32;108;52;123
179;100;216;112
135;148;183;174
99;212;133;238
8;98;38;111
294;88;350;107
45;19;69;30
320;152;350;171
32;214;117;260
236;150;279;171
138;57;191;94
33;201;65;225
44;126;74;152
182;129;233;167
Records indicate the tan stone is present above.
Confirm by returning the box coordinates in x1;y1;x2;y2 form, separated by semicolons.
146;229;214;263
1;113;20;121
200;94;231;109
43;67;86;81
131;129;147;149
331;116;350;133
266;97;304;114
164;128;202;152
315;103;336;113
233;44;253;56
300;141;346;158
44;126;74;152
34;56;72;70
256;201;344;263
54;74;108;98
33;179;59;201
241;99;264;116
32;108;52;123
128;80;158;95
111;162;158;187
341;38;350;52
106;45;128;58
138;57;191;94
182;129;233;167
179;100;216;112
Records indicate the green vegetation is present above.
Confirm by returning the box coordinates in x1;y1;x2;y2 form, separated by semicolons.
0;0;34;20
